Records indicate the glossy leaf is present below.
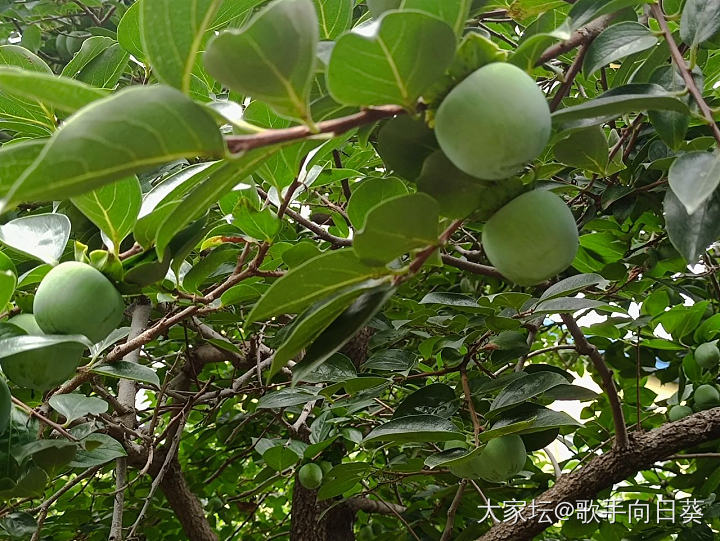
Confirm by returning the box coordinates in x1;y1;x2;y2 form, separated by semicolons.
61;36;129;88
69;434;127;468
312;0;352;39
346;177;409;228
553;126;609;173
327;11;456;108
489;371;570;413
204;0;318;121
583;22;657;76
0;85;224;212
353;193;439;265
569;0;652;29
664;189;720;263
140;0;223;93
0;68;106;113
0;213;71;265
668;152;720;215
393;383;458;419
71;177;142;253
248;249;389;323
0;271;15;311
364;415;463;443
680;0;720;47
90;361;161;387
48;394;108;424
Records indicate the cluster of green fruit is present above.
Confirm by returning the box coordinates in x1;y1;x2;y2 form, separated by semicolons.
432;63;578;285
668;341;720;421
0;262;124;391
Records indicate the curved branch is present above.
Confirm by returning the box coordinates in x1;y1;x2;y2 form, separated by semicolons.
479;407;720;541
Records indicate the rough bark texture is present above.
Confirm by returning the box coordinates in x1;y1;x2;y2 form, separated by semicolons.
290;477;356;541
154;457;219;541
478;407;720;541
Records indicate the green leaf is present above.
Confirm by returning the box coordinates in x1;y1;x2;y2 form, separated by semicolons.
204;0;318;121
48;394;108;424
233;204;280;242
489;404;580;437
664;188;720;263
117;1;145;60
0;45;55;137
327;11;456;108
669;152;720;215
0;213;71;265
257;388;318;409
393;383;458;419
533;297;618;316
263;445;300;471
292;285;395;383
376;115;437;180
399;0;472;35
490;371;570;413
61;37;129;89
647;65;691;150
316;462;369;500
553;126;609;173
0;140;45;201
91;361;161;387
583;22;657;77
0;271;15;311
346;177;409;229
296;353;357;383
313;0;352;39
248;249;389;323
542;384;598;401
0;334;92;360
539;273;608;300
680;0;720;47
72;177;142;253
362;349;416;372
353;193;439;265
569;0;651;29
552;84;689;129
364;414;463;443
141;0;223;93
69;434;127;468
0;68;107;113
1;85;224;212
270;280;386;379
419;292;479;307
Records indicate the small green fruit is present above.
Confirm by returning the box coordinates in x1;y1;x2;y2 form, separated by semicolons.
668;405;693;421
482;191;579;285
694;384;720;410
695;341;720;369
298;463;323;490
34;262;124;344
472;435;527;483
435;62;551;180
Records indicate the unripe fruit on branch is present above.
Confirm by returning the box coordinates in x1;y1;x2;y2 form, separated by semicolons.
694;384;720;411
481;190;579;285
34;262;124;344
695;341;720;369
668;405;693;421
472;435;527;483
435;62;551;180
298;463;323;490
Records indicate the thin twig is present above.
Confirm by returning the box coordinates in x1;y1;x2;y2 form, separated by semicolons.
439;480;467;541
12;397;78;442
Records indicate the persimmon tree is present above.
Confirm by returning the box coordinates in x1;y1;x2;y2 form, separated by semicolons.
2;0;720;540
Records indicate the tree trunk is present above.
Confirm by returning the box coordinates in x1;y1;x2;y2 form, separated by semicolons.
290;479;356;541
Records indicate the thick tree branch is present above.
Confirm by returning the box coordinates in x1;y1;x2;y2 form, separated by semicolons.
347;496;407;515
441;254;504;279
650;4;720;146
478;407;720;541
560;313;629;449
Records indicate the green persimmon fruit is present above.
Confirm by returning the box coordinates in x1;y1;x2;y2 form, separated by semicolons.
668;405;693;421
8;314;44;335
298;463;323;490
34;262;124;344
472;435;527;483
695;341;720;369
435;62;551;180
0;377;10;436
694;384;720;410
481;190;579;285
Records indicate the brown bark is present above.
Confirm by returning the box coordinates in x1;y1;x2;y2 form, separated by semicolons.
478;407;720;541
290;478;356;541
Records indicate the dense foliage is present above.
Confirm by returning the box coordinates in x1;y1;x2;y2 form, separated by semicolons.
1;0;720;540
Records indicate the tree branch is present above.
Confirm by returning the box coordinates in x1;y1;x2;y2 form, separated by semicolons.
560;313;629;449
440;480;467;541
650;4;720;146
441;254;504;279
347;496;407;515
478;407;720;541
535;14;616;66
